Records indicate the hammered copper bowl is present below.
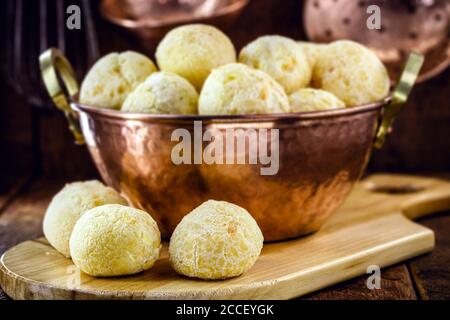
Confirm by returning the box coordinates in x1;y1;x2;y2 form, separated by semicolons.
39;48;422;241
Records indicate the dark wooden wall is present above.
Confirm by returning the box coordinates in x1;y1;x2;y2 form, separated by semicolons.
1;0;449;184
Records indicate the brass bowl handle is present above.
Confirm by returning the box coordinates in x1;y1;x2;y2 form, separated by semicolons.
374;52;424;149
39;48;85;145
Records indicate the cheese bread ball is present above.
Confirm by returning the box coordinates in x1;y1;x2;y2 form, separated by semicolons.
199;63;290;115
121;71;198;114
169;200;264;280
313;40;390;106
80;51;157;109
70;204;161;277
156;24;236;90
289;88;346;112
297;41;327;69
43;180;128;257
239;36;311;94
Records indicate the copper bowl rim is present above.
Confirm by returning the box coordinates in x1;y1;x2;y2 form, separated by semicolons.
100;0;250;29
71;96;389;124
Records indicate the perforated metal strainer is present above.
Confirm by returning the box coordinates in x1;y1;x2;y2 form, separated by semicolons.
304;0;450;82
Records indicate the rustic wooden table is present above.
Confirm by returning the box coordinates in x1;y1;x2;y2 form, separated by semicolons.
0;174;449;300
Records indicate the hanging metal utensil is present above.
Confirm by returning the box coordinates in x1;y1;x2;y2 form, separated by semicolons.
99;0;249;47
1;0;99;109
303;0;450;82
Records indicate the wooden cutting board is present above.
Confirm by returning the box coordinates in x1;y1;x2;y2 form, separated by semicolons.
1;174;450;300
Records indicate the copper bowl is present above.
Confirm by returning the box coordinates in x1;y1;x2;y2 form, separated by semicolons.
100;0;249;44
39;49;423;241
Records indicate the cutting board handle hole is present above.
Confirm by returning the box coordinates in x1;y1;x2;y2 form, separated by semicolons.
366;184;425;194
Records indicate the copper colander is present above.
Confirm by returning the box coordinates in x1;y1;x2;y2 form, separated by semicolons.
304;0;450;82
39;48;423;241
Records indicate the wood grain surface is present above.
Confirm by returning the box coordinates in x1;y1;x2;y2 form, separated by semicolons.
1;174;449;300
305;264;418;300
408;214;450;300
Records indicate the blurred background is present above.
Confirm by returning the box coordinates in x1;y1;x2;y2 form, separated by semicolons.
0;0;449;185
